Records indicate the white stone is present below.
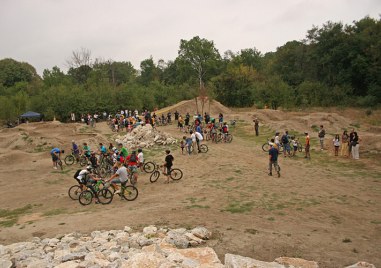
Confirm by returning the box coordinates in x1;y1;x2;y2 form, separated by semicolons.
54;260;80;268
345;262;376;268
191;227;211;240
143;226;158;236
0;259;12;268
225;254;285;268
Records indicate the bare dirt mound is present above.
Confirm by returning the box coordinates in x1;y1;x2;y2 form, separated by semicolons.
155;98;231;116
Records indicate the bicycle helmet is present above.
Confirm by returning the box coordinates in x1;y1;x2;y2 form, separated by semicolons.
86;165;92;170
112;147;117;151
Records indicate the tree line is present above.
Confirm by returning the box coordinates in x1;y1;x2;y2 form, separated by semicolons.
0;16;380;122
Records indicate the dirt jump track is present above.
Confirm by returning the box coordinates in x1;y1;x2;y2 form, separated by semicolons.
0;101;380;268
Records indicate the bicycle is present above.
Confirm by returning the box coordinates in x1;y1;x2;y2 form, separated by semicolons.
262;139;284;153
57;158;63;170
142;161;156;173
149;164;183;183
64;150;80;165
106;179;139;201
217;132;233;143
186;144;208;153
78;185;113;206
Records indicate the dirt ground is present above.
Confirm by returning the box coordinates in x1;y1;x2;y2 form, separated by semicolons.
0;101;380;268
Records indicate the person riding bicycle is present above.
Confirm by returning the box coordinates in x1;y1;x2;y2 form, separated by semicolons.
99;143;107;156
118;143;128;159
50;147;64;169
107;162;129;195
71;140;80;162
222;122;229;141
76;166;101;204
126;151;139;183
163;149;174;183
83;143;91;158
89;151;99;168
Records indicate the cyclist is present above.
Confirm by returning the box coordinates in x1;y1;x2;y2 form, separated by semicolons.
118;143;128;159
71;140;80;162
126;151;139;183
99;143;107;158
163;149;174;183
50;147;64;169
107;162;129;195
76;166;101;204
89;151;98;168
222;122;229;142
82;142;91;159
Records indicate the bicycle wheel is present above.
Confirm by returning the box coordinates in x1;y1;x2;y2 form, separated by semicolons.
150;170;160;183
189;145;194;153
122;185;138;201
78;190;93;206
79;156;87;166
57;160;63;170
169;168;183;181
68;185;82;200
143;162;155;173
216;134;222;143
205;132;210;141
262;143;270;152
226;134;233;143
98;189;113;204
64;155;75;165
298;144;303;152
200;144;208;153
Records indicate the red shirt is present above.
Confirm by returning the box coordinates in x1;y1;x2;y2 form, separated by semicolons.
126;155;138;166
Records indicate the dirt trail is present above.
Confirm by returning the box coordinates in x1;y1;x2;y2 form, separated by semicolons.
0;107;380;268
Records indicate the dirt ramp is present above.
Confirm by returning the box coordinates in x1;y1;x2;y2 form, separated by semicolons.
155;99;231;116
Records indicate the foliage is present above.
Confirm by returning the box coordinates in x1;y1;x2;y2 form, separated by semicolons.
0;16;380;122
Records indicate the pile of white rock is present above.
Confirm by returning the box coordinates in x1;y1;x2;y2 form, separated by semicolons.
0;226;375;268
115;125;177;149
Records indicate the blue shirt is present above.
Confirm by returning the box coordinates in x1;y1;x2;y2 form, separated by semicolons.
196;125;202;134
51;148;60;154
100;146;107;154
269;147;278;161
185;138;192;145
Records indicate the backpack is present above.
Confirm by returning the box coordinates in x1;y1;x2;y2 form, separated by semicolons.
281;135;289;144
73;169;81;179
222;125;228;133
129;154;137;162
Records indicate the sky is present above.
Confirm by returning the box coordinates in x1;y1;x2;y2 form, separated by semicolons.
0;0;380;75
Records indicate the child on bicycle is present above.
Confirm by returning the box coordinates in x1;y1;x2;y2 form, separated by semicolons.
163;149;174;183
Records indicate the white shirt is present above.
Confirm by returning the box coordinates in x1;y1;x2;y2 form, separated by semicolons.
195;132;203;141
77;170;89;181
138;152;144;163
191;133;196;142
275;135;280;145
116;166;128;183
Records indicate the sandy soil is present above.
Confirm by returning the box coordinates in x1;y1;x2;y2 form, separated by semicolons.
0;101;380;268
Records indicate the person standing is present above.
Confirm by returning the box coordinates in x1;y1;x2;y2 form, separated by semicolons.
304;132;310;159
333;134;340;156
341;130;349;157
268;144;280;177
349;129;355;155
351;132;360;160
190;131;197;154
50;147;64;169
254;118;259;136
163;150;174;183
318;125;326;150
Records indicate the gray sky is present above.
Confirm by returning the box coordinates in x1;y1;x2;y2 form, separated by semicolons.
1;0;380;75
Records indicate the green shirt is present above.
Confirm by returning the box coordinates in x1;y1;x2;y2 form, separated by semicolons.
83;145;90;156
120;147;128;157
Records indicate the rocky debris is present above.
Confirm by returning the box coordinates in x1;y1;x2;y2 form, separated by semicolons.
115;125;177;148
0;226;375;268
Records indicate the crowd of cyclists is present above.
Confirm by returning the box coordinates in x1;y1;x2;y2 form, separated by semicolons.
50;109;234;205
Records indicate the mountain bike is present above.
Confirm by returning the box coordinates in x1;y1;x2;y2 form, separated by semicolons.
217;132;233;143
188;144;208;153
149;164;183;183
106;180;139;201
262;139;284;153
57;159;63;170
64;151;80;166
143;161;156;173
